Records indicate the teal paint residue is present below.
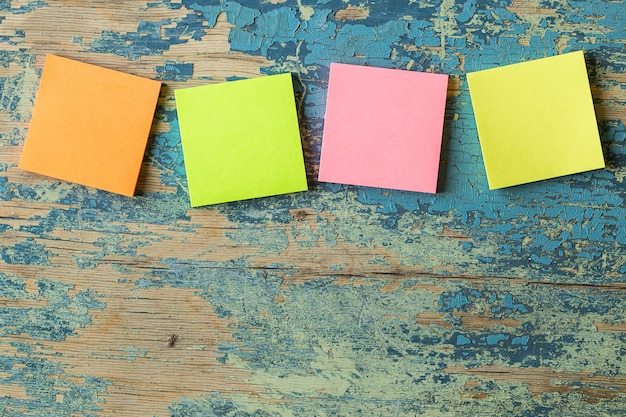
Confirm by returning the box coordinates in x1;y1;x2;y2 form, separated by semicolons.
0;238;51;265
163;12;208;41
0;350;109;417
116;347;148;361
456;0;477;23
229;7;300;55
170;394;276;417
439;291;472;311
133;261;626;412
147;110;189;193
485;334;509;345
0;275;105;341
0;272;30;298
456;334;471;345
155;60;193;81
441;291;531;317
512;335;530;346
90;19;190;60
73;255;98;270
221;2;261;27
188;3;221;27
0;0;47;14
502;293;529;314
0;274;108;415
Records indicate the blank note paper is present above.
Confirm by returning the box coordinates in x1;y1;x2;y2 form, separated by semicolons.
174;74;307;207
318;63;449;193
467;51;605;189
19;55;161;196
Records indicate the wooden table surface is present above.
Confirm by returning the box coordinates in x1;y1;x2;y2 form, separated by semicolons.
0;1;625;416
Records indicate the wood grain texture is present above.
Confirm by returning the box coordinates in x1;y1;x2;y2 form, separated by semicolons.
0;0;624;416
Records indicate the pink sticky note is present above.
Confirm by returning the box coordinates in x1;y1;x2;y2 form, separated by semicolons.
318;63;449;193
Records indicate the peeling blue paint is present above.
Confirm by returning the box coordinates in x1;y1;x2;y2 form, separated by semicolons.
439;291;472;311
155;60;193;81
512;335;530;346
1;276;105;341
485;333;508;345
0;271;108;414
0;350;109;416
1;0;625;415
502;293;529;314
456;334;471;345
0;238;51;265
0;0;47;14
170;394;273;417
90;19;187;60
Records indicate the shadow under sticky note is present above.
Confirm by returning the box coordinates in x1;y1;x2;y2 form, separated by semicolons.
318;63;449;194
19;55;161;196
174;74;308;207
467;51;605;189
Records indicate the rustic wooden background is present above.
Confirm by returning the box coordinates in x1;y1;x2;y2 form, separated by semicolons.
0;0;624;416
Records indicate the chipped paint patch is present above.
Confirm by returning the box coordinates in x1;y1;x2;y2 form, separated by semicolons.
334;5;369;20
297;0;315;21
0;0;625;416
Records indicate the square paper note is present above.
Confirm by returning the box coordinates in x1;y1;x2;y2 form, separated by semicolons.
175;74;307;207
467;51;605;189
318;63;449;193
19;55;161;196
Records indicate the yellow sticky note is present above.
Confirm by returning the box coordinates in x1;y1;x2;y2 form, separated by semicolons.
467;51;605;189
175;74;307;207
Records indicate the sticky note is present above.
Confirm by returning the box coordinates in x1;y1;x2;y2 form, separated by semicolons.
318;63;449;193
19;55;161;196
467;51;605;189
174;74;307;207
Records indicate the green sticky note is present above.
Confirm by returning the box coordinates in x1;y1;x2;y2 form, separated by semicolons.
467;51;605;189
175;74;308;206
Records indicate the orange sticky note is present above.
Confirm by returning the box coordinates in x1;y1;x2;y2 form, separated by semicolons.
19;55;161;196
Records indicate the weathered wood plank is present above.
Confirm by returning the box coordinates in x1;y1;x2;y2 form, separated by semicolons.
0;0;624;416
